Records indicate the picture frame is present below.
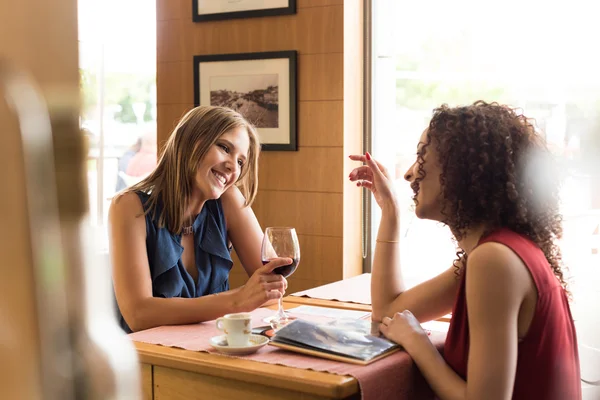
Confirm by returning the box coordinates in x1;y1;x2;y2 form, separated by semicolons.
194;50;297;151
193;0;296;23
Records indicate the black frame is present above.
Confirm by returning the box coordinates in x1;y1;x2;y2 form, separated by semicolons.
192;0;296;22
194;50;297;151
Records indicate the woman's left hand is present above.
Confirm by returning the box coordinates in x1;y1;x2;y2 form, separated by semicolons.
261;275;288;307
380;310;430;353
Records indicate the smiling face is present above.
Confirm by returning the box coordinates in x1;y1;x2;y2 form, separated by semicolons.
403;129;444;221
194;126;250;202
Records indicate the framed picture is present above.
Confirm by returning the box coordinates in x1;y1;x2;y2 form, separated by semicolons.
193;0;296;22
194;51;297;151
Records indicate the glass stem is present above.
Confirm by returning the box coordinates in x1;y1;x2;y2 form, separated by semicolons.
276;297;286;320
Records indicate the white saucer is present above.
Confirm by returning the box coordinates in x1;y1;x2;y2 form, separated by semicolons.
209;334;269;355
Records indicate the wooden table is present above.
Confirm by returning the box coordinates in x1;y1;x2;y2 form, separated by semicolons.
285;296;451;323
135;301;362;400
283;296;371;313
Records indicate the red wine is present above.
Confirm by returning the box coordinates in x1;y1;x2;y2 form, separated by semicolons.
262;258;299;278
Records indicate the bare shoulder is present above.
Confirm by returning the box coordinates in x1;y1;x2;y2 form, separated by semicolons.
221;186;249;223
109;191;144;223
467;241;529;293
221;185;246;209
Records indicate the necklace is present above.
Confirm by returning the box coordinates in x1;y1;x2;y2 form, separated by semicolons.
182;216;194;235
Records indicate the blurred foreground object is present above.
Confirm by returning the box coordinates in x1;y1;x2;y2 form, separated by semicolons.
0;0;140;399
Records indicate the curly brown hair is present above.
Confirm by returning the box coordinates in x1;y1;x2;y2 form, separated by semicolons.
414;101;569;295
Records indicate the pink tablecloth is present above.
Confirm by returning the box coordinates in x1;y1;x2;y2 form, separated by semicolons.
129;307;444;400
290;273;372;304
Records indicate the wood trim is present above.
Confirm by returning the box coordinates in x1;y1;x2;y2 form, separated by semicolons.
283;298;451;323
437;315;451;323
140;363;153;400
284;296;372;312
342;1;364;279
154;365;351;400
134;342;358;398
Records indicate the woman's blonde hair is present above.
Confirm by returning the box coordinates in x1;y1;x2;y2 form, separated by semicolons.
122;105;260;233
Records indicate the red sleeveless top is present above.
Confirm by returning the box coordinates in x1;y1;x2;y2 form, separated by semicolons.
443;229;581;399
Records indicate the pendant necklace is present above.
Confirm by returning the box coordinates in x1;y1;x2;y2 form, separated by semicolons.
182;216;194;236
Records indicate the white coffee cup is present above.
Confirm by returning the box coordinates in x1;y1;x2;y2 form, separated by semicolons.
216;312;252;347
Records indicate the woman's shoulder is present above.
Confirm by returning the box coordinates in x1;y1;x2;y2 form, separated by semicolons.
470;240;518;266
477;228;543;261
108;191;149;242
220;186;245;206
219;186;249;227
109;191;145;221
468;236;532;291
472;228;529;266
220;186;248;213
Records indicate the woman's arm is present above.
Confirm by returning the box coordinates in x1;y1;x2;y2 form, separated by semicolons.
221;186;264;276
382;242;526;400
221;186;287;304
109;192;287;332
371;205;460;323
462;242;524;399
350;153;459;322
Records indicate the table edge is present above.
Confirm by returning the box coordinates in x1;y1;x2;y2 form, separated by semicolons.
283;296;372;311
284;296;451;323
134;341;359;399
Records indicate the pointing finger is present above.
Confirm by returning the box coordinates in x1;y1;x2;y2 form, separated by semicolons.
349;154;366;162
365;152;390;178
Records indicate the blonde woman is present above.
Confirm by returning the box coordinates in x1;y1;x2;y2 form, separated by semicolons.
109;106;290;333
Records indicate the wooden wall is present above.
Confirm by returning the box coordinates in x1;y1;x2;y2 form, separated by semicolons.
156;0;363;293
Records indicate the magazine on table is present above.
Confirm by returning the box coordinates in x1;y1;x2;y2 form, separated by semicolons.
269;318;401;365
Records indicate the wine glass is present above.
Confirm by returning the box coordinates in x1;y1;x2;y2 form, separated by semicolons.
261;227;300;330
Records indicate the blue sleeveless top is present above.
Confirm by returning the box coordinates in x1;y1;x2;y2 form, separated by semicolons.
116;191;233;333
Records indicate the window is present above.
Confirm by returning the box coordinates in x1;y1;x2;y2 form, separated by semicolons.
78;0;157;250
370;0;599;378
371;0;599;283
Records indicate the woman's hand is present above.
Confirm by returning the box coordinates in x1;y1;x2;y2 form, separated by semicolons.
380;310;430;353
348;152;398;211
234;258;290;311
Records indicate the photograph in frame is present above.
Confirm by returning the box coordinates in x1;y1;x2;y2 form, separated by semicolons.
193;0;296;22
194;51;297;151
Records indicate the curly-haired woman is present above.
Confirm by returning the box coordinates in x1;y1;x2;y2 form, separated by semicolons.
349;101;581;400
